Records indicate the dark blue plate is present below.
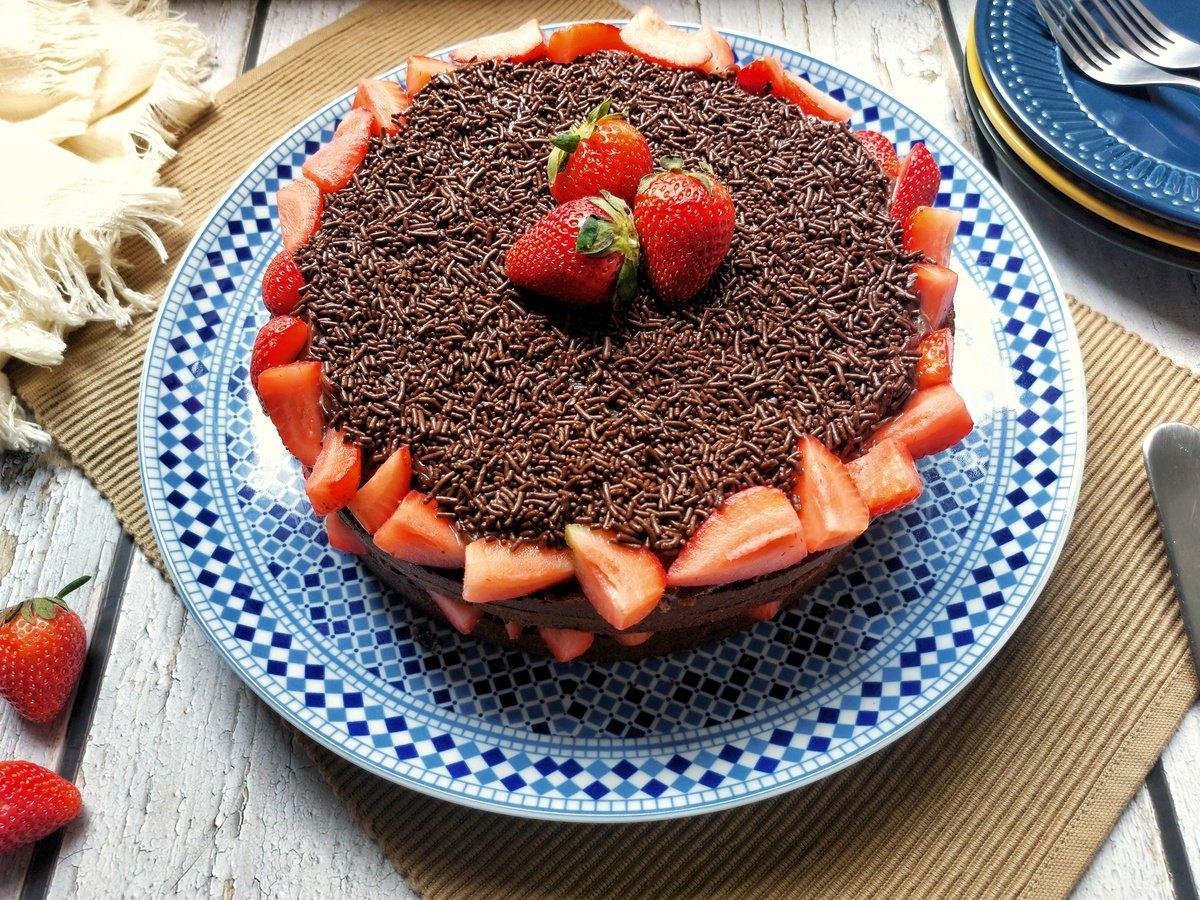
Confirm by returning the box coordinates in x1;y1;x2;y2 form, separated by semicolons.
975;0;1200;229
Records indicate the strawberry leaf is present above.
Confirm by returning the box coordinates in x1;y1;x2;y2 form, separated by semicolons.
56;576;90;599
576;215;616;255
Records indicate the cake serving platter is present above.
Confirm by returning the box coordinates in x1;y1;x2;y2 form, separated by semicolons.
138;24;1085;821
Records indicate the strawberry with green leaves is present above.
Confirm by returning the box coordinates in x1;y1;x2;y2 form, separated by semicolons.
634;158;735;303
0;761;82;852
0;576;89;723
505;192;640;307
547;99;653;206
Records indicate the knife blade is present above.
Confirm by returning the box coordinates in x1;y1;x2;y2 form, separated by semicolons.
1143;423;1200;676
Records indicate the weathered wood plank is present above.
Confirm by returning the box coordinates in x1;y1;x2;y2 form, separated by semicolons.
1162;707;1200;889
257;0;367;67
173;0;258;91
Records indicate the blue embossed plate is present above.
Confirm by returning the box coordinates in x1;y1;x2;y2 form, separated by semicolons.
976;0;1200;229
138;25;1085;821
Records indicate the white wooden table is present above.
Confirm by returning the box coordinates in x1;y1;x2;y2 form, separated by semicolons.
0;1;1197;897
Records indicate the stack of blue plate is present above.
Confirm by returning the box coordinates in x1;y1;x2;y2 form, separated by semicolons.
967;0;1200;268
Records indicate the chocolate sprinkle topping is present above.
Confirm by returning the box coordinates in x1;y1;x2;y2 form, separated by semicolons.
297;53;920;552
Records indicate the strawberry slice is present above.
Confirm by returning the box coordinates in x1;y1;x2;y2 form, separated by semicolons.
612;631;653;647
302;108;373;194
250;315;308;390
430;592;483;636
697;24;737;76
373;491;467;568
619;6;712;69
891;143;942;222
305;429;362;515
736;56;786;95
916;328;954;389
546;22;627;63
912;262;958;332
277;178;322;254
538;627;594;662
406;55;455;95
736;56;851;122
261;251;304;315
903;206;961;267
326;514;367;554
853;130;900;178
666;486;808;588
347;446;411;533
795;435;870;552
449;19;546;64
846;439;923;517
563;524;666;631
504;621;524;641
352;78;411;136
871;384;974;459
745;600;782;621
462;540;575;603
256;361;325;467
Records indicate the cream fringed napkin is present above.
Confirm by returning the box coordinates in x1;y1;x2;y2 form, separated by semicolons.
0;0;210;451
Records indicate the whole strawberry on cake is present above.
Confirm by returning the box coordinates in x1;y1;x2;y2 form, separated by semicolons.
252;8;972;661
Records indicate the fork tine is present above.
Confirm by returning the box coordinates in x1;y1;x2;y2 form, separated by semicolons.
1036;0;1100;72
1114;0;1174;44
1046;0;1112;65
1064;0;1124;63
1090;0;1165;55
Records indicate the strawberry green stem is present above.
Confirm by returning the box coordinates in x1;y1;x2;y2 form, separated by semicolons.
547;98;626;190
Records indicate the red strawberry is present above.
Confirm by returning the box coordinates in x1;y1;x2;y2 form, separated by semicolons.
853;130;900;179
256;360;325;467
302;107;373;194
634;158;735;303
915;328;954;389
795;435;870;552
912;262;958;332
305;429;362;515
261;251;304;315
249;315;308;390
697;25;737;77
564;524;665;631
745;600;782;621
325;514;367;555
505;194;640;307
373;491;467;568
547;22;628;63
620;7;711;69
890;143;942;222
277;178;322;254
0;577;89;723
0;761;82;852
870;384;974;459
462;540;575;604
351;79;410;136
450;19;546;64
902;206;961;266
538;627;595;662
736;56;852;122
347;446;412;533
430;592;483;636
846;439;923;517
406;55;455;96
612;631;652;647
547;98;654;206
504;621;524;641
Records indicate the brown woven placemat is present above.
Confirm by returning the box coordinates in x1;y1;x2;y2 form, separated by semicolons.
10;2;1199;896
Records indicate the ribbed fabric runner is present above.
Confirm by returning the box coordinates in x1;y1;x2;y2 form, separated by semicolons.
9;2;1198;896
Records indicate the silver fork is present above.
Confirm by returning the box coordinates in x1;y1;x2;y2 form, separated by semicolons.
1090;0;1200;70
1035;0;1200;90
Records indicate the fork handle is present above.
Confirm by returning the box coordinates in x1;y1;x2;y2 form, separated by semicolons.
1136;71;1200;90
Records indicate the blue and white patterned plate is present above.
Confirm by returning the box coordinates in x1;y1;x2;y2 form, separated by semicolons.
138;25;1085;821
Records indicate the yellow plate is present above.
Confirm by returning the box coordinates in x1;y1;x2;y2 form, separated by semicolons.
966;28;1200;254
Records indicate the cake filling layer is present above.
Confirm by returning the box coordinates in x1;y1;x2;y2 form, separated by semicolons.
298;52;919;553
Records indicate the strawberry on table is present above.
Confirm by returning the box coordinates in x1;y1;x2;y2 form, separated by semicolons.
912;262;958;332
564;524;666;631
302;107;373;194
735;56;852;122
853;130;901;179
261;251;304;315
406;55;455;96
0;761;82;853
902;206;961;267
462;540;575;604
634;157;735;303
696;24;737;77
276;178;322;254
0;576;89;723
256;360;326;467
347;446;412;533
249;315;308;390
846;439;924;517
538;627;595;662
795;435;870;552
351;78;410;136
547;98;653;206
890;143;942;222
373;491;467;568
620;6;712;69
505;193;640;307
546;22;627;63
449;19;546;64
870;383;974;459
916;328;954;389
305;429;363;515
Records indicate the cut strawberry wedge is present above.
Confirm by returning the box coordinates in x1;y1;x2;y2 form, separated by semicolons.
462;539;575;603
846;439;923;517
795;435;870;552
697;24;737;76
871;384;974;459
256;361;325;467
261;251;304;315
504;621;524;641
449;19;546;64
250;315;308;390
546;22;627;63
916;328;954;389
538;627;594;662
430;592;483;636
891;143;942;222
736;56;851;121
306;429;362;515
302;107;373;194
612;631;653;647
347;446;411;533
666;486;807;588
373;491;467;568
745;600;782;621
352;78;411;136
912;262;958;332
406;55;455;95
325;514;367;554
853;130;901;178
564;524;666;631
903;206;961;267
620;6;711;69
277;178;322;254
